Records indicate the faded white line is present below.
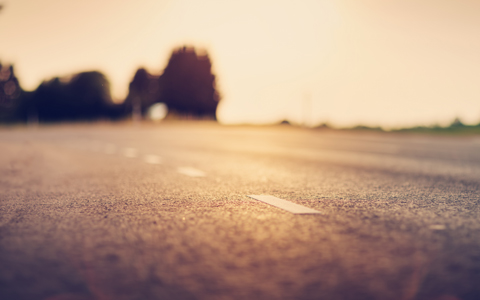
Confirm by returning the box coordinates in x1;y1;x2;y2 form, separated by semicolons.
123;148;138;158
177;167;206;177
248;195;322;214
144;154;162;164
429;224;446;230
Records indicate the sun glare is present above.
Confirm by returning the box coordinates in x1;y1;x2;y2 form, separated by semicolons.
1;0;480;127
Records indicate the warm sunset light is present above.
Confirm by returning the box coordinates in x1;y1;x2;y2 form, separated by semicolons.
1;0;479;127
3;2;480;299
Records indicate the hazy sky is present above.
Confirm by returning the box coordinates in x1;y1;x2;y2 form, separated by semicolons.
1;0;479;127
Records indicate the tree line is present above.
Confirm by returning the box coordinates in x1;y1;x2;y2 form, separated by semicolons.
0;46;220;123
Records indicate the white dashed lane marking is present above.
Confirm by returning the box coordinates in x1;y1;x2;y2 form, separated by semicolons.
84;142;207;179
177;167;206;177
123;148;138;158
248;195;323;214
429;224;446;230
144;154;162;164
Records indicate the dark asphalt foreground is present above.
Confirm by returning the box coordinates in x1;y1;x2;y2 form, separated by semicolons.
1;122;480;300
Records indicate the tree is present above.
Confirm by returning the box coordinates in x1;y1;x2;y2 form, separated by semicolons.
0;63;24;122
158;46;220;119
30;71;119;122
123;68;159;119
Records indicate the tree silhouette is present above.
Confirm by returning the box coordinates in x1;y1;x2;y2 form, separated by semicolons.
1;45;221;123
29;71;120;122
124;68;159;118
158;46;220;119
0;63;24;122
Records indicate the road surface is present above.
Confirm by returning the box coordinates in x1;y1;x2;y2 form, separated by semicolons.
1;122;480;300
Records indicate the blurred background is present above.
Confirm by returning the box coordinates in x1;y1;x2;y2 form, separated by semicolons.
0;0;479;129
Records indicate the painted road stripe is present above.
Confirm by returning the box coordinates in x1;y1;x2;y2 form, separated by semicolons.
123;148;138;158
144;154;162;164
429;224;446;230
248;195;322;214
177;167;206;177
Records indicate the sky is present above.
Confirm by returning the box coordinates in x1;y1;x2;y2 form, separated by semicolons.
1;0;479;128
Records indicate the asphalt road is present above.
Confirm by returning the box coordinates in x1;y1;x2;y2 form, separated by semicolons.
1;122;480;300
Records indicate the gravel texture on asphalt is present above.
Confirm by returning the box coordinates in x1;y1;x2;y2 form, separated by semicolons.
1;122;480;300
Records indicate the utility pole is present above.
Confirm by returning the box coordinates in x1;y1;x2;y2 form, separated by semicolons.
303;92;311;127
